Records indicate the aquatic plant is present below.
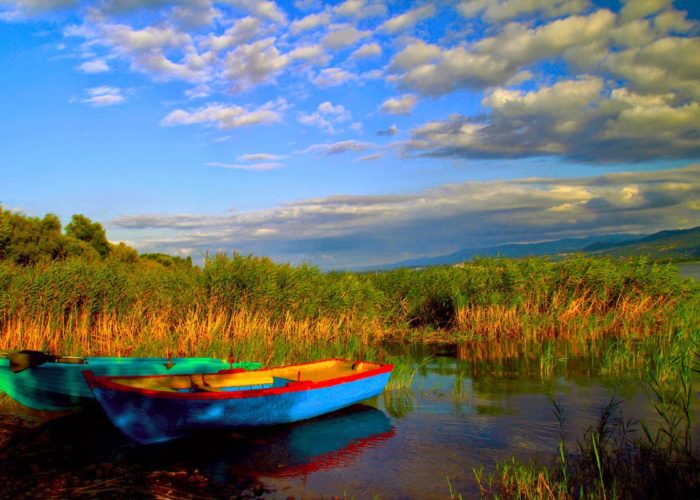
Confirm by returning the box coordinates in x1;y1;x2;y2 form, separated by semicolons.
472;355;700;499
0;254;696;361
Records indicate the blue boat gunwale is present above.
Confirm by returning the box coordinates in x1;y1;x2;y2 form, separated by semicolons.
84;358;393;401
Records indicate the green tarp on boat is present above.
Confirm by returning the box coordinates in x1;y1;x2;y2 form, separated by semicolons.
0;352;260;411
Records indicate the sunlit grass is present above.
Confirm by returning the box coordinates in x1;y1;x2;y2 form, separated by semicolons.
0;254;696;365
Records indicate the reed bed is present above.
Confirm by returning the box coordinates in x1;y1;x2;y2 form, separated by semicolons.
0;254;696;364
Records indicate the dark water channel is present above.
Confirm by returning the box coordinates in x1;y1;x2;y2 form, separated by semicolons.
0;348;697;499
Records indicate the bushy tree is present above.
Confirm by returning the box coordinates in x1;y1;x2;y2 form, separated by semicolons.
65;214;110;257
0;207;140;265
0;208;69;264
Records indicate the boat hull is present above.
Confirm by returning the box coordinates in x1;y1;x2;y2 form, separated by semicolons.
0;357;260;411
86;361;392;444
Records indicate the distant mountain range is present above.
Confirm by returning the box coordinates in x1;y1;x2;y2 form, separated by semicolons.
374;226;700;270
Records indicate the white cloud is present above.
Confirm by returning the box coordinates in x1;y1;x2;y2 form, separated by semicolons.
298;101;352;134
238;153;285;162
112;164;700;269
390;9;616;95
620;0;671;21
388;40;442;71
161;99;285;129
222;38;289;91
290;10;330;34
654;9;695;33
205;16;262;52
380;94;417;115
0;0;77;20
603;36;700;100
457;0;589;22
289;44;329;65
321;24;371;49
350;42;382;60
312;67;355;87
405;78;700;161
379;4;436;33
207;161;284;171
81;85;125;106
185;84;211;99
334;0;387;19
357;152;385;161
78;58;109;73
67;19;208;83
301;140;375;155
225;0;287;24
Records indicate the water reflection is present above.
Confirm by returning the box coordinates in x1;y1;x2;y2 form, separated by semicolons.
1;343;697;498
0;398;396;497
136;404;395;480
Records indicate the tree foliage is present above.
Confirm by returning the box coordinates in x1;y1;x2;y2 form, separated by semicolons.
65;214;111;257
0;206;137;266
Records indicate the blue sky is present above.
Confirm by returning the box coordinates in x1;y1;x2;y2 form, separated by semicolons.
1;0;699;269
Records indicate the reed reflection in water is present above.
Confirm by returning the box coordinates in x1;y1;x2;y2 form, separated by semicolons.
1;345;697;498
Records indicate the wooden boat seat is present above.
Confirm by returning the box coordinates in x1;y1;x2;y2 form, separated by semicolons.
270;359;383;382
119;360;382;393
169;376;192;390
203;371;273;388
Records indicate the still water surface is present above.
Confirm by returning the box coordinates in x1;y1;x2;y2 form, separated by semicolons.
2;347;693;498
678;261;700;281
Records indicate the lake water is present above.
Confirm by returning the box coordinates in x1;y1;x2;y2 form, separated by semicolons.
678;261;700;281
2;348;695;498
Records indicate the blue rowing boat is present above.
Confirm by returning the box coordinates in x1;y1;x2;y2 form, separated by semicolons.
85;358;393;444
0;352;260;411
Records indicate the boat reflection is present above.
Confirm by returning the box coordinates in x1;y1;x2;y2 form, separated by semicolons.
137;403;396;480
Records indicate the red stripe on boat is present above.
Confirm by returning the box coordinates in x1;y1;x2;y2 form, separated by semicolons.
84;358;393;400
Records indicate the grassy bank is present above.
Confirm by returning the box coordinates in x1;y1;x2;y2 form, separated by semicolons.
0;253;697;364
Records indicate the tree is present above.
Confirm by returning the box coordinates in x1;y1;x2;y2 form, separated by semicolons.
65;214;110;257
110;242;139;263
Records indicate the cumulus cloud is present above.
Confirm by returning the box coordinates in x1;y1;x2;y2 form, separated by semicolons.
222;37;289;91
457;0;589;22
111;164;700;269
161;98;285;129
604;37;700;100
380;94;417;115
0;0;76;20
290;10;330;34
405;78;700;162
620;0;671;21
226;0;287;24
350;42;382;60
390;9;616;95
312;67;355;87
78;58;109;73
379;4;436;33
81;85;125;106
65;19;208;83
298;101;352;134
334;0;387;19
321;24;371;49
288;44;329;65
654;9;695;33
205;16;262;52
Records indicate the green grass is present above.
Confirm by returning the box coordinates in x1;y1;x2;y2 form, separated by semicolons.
0;253;696;361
